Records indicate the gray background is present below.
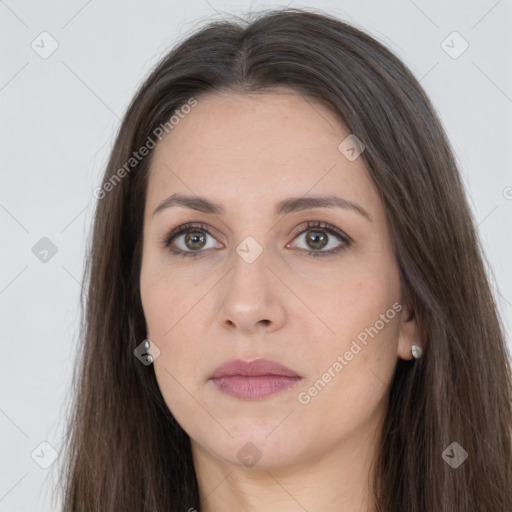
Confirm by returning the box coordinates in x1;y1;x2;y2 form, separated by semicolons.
1;1;511;510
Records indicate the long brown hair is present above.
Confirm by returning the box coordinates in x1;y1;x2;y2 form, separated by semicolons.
56;7;512;511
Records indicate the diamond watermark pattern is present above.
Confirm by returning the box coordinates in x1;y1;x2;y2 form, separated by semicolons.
134;338;161;365
30;441;59;469
236;236;263;264
338;134;365;161
236;441;262;467
31;32;59;59
441;441;468;468
441;31;469;59
32;237;58;263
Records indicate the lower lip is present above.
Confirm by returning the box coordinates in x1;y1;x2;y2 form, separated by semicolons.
211;375;302;400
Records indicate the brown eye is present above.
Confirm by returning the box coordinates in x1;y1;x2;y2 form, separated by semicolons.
304;230;329;250
184;231;207;250
288;221;351;258
161;223;223;258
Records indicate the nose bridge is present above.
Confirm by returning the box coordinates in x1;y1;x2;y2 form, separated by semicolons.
218;235;286;332
229;234;270;295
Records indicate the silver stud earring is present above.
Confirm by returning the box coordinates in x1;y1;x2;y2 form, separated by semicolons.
143;339;154;364
411;343;422;359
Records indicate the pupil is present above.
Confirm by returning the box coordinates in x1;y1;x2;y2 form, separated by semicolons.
307;230;327;249
185;231;206;249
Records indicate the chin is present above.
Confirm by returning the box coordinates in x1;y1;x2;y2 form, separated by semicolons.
204;427;308;470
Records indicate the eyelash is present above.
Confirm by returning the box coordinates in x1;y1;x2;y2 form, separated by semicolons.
159;221;352;259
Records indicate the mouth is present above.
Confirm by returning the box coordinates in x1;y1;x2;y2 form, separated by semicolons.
210;358;302;400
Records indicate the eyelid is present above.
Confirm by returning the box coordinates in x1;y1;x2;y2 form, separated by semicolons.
288;221;352;245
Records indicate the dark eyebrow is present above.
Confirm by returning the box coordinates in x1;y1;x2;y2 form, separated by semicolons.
152;192;372;222
275;195;372;221
153;193;224;216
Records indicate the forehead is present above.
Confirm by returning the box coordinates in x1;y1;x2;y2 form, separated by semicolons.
145;90;377;217
152;89;349;166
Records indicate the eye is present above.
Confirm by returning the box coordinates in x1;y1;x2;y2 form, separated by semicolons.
286;221;351;258
160;222;223;258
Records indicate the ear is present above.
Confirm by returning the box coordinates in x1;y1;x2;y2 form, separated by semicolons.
397;303;420;361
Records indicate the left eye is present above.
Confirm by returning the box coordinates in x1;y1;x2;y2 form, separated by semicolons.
286;221;350;257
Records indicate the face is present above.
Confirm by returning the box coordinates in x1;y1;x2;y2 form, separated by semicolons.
139;90;417;470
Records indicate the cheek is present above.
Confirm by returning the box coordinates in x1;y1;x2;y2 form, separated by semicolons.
141;275;207;421
140;263;198;339
294;250;402;403
297;304;400;439
297;249;401;342
140;270;200;377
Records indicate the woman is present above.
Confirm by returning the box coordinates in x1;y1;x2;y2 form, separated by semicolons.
58;7;512;511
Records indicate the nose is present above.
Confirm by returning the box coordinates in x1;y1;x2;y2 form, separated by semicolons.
218;246;287;335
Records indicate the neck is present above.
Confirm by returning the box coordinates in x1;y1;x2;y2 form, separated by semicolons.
191;418;381;512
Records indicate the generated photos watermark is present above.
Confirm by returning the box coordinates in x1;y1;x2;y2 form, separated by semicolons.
93;97;198;200
297;301;403;405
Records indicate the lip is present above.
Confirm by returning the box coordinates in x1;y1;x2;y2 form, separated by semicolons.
210;358;302;400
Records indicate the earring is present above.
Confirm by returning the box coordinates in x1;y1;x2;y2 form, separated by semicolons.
143;339;154;364
411;343;422;359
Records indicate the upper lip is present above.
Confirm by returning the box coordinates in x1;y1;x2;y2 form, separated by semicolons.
211;358;301;378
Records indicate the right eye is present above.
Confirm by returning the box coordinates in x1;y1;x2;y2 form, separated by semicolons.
160;222;223;258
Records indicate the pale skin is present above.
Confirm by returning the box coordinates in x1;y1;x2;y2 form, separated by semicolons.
139;89;419;512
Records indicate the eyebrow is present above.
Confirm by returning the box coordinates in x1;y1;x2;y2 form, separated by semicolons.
152;192;372;222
